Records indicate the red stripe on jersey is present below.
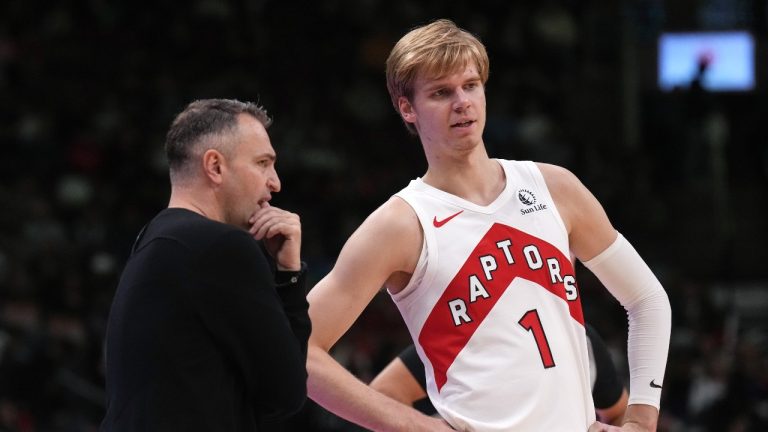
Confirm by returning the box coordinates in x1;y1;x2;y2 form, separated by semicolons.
417;223;584;391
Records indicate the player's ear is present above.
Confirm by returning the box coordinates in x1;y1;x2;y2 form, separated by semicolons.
398;97;416;124
202;149;225;185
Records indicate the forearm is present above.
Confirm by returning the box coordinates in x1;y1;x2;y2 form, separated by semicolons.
307;345;444;432
624;288;671;407
583;234;671;408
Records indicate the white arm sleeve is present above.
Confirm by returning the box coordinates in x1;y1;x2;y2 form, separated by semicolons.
582;233;672;409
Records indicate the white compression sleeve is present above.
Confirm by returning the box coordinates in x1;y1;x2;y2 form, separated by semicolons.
582;233;672;409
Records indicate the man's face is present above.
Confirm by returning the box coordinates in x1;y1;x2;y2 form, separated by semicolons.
400;64;486;151
220;114;280;229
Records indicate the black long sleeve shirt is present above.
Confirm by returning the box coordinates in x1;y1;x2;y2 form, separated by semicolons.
101;208;310;431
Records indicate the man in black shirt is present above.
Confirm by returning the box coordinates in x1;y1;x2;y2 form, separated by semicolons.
101;99;310;431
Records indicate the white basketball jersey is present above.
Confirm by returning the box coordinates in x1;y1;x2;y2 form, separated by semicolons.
391;160;595;431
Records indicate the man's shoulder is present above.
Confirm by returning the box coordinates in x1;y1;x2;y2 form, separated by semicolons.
143;208;253;253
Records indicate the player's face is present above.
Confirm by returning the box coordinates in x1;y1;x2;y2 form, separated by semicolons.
221;115;280;229
400;64;486;152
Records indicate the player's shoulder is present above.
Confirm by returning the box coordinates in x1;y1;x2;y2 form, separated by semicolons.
362;195;420;236
342;196;422;272
534;162;597;211
317;196;422;290
534;162;582;194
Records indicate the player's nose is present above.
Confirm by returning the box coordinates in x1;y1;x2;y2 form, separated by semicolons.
453;89;471;112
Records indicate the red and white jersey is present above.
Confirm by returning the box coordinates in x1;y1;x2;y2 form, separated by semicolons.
391;160;595;431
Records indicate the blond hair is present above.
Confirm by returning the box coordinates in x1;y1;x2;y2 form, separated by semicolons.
386;19;489;134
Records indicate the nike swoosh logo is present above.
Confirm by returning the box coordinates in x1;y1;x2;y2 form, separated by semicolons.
433;210;464;228
650;379;662;389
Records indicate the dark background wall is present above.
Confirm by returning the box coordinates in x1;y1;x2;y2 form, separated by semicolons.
1;0;767;430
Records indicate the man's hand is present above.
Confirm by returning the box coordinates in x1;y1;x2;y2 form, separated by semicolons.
248;202;301;271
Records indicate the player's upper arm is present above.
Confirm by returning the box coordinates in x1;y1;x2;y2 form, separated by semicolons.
536;162;617;261
307;197;422;351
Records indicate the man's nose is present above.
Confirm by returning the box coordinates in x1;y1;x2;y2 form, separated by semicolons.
267;170;281;192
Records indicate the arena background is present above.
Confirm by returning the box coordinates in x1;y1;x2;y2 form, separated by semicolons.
1;1;767;431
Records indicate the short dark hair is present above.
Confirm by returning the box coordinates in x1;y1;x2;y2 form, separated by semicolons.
165;98;272;181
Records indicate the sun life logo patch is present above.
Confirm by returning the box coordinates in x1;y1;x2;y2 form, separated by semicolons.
518;189;548;215
518;189;536;206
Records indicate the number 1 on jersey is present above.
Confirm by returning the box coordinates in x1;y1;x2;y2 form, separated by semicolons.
518;309;556;368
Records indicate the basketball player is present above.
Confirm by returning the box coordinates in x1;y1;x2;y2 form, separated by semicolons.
370;324;629;426
306;20;671;431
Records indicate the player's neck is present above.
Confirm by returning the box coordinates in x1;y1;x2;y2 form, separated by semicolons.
422;154;505;206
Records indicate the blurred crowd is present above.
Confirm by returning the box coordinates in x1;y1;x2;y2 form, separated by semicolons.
1;1;767;431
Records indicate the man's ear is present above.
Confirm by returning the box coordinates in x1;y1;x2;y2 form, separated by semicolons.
398;96;416;124
202;149;225;185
